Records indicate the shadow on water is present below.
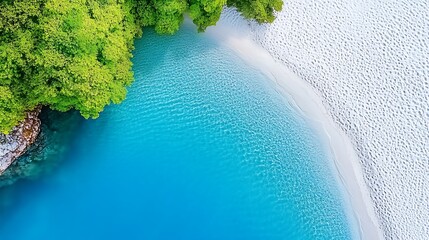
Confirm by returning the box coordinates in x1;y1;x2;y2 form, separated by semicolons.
136;24;215;76
0;108;82;216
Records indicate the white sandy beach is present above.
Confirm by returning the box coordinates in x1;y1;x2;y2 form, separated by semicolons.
205;19;384;240
209;1;429;239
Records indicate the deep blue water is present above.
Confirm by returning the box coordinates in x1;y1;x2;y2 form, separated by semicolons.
0;24;357;239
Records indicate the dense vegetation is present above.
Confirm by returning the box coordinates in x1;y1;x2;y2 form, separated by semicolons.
0;0;282;134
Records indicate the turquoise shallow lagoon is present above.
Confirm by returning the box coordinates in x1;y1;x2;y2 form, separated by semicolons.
0;24;357;239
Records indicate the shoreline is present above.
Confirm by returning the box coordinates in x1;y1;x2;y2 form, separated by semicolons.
0;108;42;175
205;19;383;239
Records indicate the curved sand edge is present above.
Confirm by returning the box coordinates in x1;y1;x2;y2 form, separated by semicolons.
204;20;383;240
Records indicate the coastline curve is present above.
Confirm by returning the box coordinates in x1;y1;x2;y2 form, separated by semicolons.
205;16;384;239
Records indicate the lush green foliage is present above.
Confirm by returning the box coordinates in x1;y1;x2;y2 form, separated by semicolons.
0;0;282;133
135;0;283;33
227;0;283;23
0;0;139;133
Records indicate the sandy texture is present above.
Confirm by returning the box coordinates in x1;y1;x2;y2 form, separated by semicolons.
214;2;429;239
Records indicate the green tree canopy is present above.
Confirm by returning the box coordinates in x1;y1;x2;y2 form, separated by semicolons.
0;0;282;133
135;0;283;33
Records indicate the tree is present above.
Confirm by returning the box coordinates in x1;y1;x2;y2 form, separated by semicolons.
227;0;283;23
134;0;283;33
0;0;46;133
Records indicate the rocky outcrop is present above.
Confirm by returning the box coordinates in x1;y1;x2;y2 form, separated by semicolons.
0;108;42;174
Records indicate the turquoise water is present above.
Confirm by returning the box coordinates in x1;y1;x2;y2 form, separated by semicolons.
0;24;357;239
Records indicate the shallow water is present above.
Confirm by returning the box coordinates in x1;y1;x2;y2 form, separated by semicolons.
0;24;357;239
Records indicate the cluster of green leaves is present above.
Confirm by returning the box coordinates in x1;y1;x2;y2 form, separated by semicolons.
0;0;282;133
135;0;283;33
0;0;139;133
227;0;283;23
0;0;44;132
